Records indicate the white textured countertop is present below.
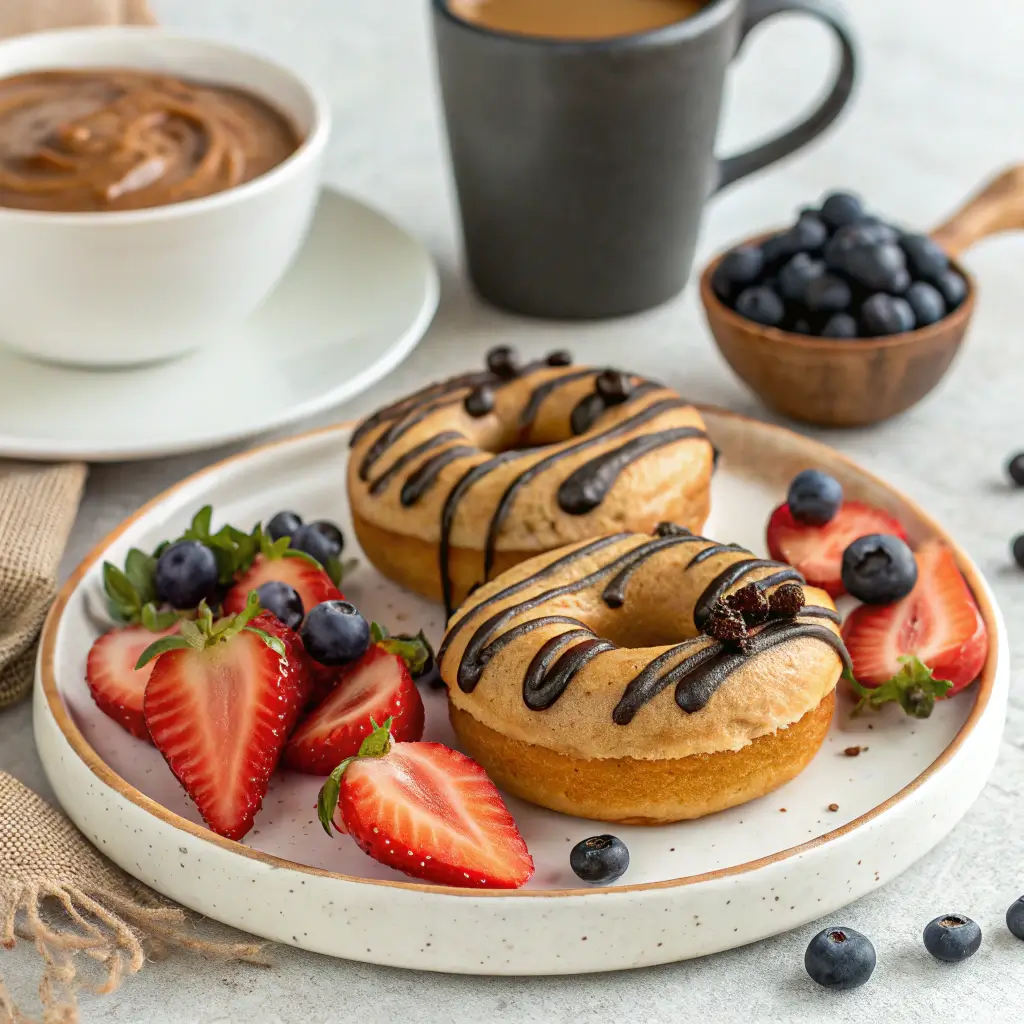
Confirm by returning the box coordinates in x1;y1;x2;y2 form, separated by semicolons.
3;0;1024;1019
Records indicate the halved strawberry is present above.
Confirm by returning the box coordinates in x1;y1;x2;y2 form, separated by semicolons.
843;539;988;695
317;721;533;889
86;624;179;741
142;601;310;840
284;645;425;774
767;501;909;597
223;553;342;617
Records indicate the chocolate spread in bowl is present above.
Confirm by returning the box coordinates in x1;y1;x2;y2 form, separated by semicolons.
0;69;301;212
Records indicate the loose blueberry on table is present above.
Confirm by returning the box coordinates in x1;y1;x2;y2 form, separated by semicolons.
804;926;876;989
923;914;982;962
1006;452;1024;487
1006;897;1024;940
713;191;967;338
569;835;630;884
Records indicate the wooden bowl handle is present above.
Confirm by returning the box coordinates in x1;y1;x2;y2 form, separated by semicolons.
930;165;1024;257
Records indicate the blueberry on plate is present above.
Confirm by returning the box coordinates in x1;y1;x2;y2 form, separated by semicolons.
1006;897;1024;939
1006;452;1024;487
307;520;344;557
289;523;339;568
266;510;302;542
300;600;370;666
256;580;304;631
860;293;916;336
1012;534;1024;569
805;274;852;315
711;245;765;302
569;835;629;884
804;926;876;990
844;242;911;293
787;469;843;526
819;192;865;231
734;285;785;327
934;268;968;310
821;312;859;338
841;534;918;604
923;914;982;962
905;281;946;327
778;254;826;303
899;232;949;279
154;540;219;609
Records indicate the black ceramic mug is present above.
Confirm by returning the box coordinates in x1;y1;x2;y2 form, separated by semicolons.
432;0;857;319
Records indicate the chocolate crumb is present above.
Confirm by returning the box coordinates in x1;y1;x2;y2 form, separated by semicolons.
654;521;691;538
828;803;839;812
779;808;787;813
768;582;805;619
703;603;749;649
843;746;862;757
724;582;770;626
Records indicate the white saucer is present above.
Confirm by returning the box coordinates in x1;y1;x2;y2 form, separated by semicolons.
0;189;438;462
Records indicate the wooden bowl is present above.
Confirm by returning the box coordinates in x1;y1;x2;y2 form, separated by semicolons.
700;165;1024;428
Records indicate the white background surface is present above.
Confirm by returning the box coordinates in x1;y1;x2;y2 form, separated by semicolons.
2;0;1024;1019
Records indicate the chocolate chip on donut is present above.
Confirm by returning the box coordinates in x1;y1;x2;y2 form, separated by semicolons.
724;583;771;627
485;345;519;380
769;582;806;619
703;603;750;650
545;350;572;367
464;385;495;417
595;369;633;405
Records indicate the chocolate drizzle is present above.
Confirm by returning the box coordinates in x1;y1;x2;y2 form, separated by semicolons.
442;533;849;726
519;368;595;427
400;446;477;507
368;431;463;497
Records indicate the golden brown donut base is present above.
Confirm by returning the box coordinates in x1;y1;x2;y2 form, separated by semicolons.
449;692;835;824
352;489;710;610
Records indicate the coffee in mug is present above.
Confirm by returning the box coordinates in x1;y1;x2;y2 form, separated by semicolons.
447;0;707;40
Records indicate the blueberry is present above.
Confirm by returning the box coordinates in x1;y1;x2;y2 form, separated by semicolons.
266;510;302;542
900;232;949;279
905;281;946;327
804;926;876;990
569;835;629;884
821;312;859;338
300;600;370;666
1007;453;1024;486
923;914;982;962
934;268;968;310
256;580;304;631
1012;534;1024;569
844;242;910;293
735;286;785;327
1006;897;1024;939
787;469;843;526
860;293;916;336
790;317;813;335
486;345;519;380
805;274;852;314
711;245;765;302
761;231;802;270
858;217;901;245
778;254;826;304
791;212;829;253
841;534;918;604
154;540;218;609
307;520;344;558
289;523;338;568
819;192;865;230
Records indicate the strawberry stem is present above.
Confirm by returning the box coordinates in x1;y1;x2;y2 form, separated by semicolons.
846;656;952;719
371;623;434;678
316;717;394;836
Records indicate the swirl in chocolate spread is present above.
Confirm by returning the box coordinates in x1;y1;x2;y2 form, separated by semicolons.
442;531;850;722
0;70;300;213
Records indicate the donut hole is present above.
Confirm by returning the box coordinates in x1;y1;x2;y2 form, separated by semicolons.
464;405;580;456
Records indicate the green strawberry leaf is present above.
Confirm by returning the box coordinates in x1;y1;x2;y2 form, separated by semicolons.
123;548;158;605
102;562;142;623
847;656;952;719
358;717;393;758
369;622;389;643
378;629;435;678
135;634;194;669
245;627;287;658
140;603;181;632
317;760;353;836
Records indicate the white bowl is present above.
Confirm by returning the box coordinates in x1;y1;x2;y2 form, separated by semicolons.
0;27;330;367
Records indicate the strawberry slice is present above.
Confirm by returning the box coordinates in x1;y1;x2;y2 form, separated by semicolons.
843;539;988;696
141;600;310;840
284;645;425;775
86;624;179;741
317;721;533;889
223;553;342;618
767;501;909;597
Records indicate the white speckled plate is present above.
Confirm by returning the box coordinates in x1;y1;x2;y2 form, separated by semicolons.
34;410;1007;974
0;189;438;462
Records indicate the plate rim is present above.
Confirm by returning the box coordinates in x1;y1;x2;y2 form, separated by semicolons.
38;407;1002;898
0;188;440;462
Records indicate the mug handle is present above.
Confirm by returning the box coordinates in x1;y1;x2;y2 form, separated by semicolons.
715;0;858;192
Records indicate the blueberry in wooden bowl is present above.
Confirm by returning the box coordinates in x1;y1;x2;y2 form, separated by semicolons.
700;167;1024;428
